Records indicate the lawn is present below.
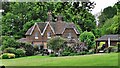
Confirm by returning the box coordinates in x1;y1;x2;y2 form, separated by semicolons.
0;53;118;66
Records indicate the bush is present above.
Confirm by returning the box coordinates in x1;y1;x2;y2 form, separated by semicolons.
80;31;95;49
0;55;2;59
1;53;9;59
79;51;87;55
49;54;57;57
47;36;67;53
33;45;39;51
109;46;118;53
61;52;70;56
3;47;16;54
19;42;34;56
15;49;26;57
1;53;15;59
104;46;118;53
69;53;76;56
1;36;19;51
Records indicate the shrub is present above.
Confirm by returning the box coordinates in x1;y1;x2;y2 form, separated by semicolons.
19;42;34;56
80;31;95;49
109;46;118;53
33;45;39;51
118;43;120;52
3;47;16;54
0;55;2;59
49;54;57;57
69;53;76;56
104;48;109;53
1;36;19;51
1;53;9;59
15;49;26;57
61;52;70;56
1;53;15;59
78;51;87;55
104;46;118;53
47;36;67;53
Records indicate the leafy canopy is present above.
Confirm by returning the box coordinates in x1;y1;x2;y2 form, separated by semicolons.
80;31;95;49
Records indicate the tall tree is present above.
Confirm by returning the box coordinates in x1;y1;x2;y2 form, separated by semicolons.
2;2;96;38
98;6;117;27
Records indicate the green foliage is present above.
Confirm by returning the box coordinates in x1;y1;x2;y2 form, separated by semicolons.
98;1;120;34
61;51;71;56
98;6;117;27
80;31;95;49
1;53;9;59
1;36;19;51
78;12;96;31
49;54;58;57
2;2;96;38
69;53;76;56
1;53;15;59
18;42;34;56
2;36;34;56
101;15;120;35
3;47;16;54
92;28;102;38
47;36;66;52
104;46;118;53
15;49;26;57
63;46;74;53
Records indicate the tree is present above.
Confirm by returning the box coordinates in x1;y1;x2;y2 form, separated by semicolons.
101;15;120;35
92;28;102;38
47;36;66;53
98;6;117;27
80;31;95;49
2;2;96;38
1;36;19;51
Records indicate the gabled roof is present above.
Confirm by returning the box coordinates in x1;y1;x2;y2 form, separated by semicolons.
62;23;80;34
25;21;80;36
37;22;46;33
55;21;66;34
96;35;120;42
25;26;34;35
42;22;55;35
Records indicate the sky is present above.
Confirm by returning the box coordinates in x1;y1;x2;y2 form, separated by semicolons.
90;0;118;15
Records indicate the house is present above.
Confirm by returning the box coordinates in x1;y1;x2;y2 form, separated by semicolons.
95;34;120;52
19;11;80;49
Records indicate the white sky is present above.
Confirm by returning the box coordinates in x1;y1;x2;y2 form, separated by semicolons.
90;0;118;15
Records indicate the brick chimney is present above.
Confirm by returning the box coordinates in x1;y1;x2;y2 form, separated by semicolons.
47;10;52;22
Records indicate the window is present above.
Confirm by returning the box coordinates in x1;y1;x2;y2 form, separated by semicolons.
68;33;71;39
35;32;38;39
47;32;51;38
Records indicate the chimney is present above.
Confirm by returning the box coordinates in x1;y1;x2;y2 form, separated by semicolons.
57;15;63;22
47;10;52;22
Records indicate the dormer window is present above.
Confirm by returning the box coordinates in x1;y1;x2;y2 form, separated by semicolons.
68;33;71;39
47;32;51;38
35;32;38;39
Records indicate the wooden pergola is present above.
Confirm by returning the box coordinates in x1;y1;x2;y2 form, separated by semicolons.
95;35;120;53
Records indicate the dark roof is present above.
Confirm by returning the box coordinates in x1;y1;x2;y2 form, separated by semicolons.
25;26;33;35
55;21;66;34
25;21;80;35
37;23;47;33
96;35;120;42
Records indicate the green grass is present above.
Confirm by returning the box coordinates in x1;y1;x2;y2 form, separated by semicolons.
0;53;118;66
